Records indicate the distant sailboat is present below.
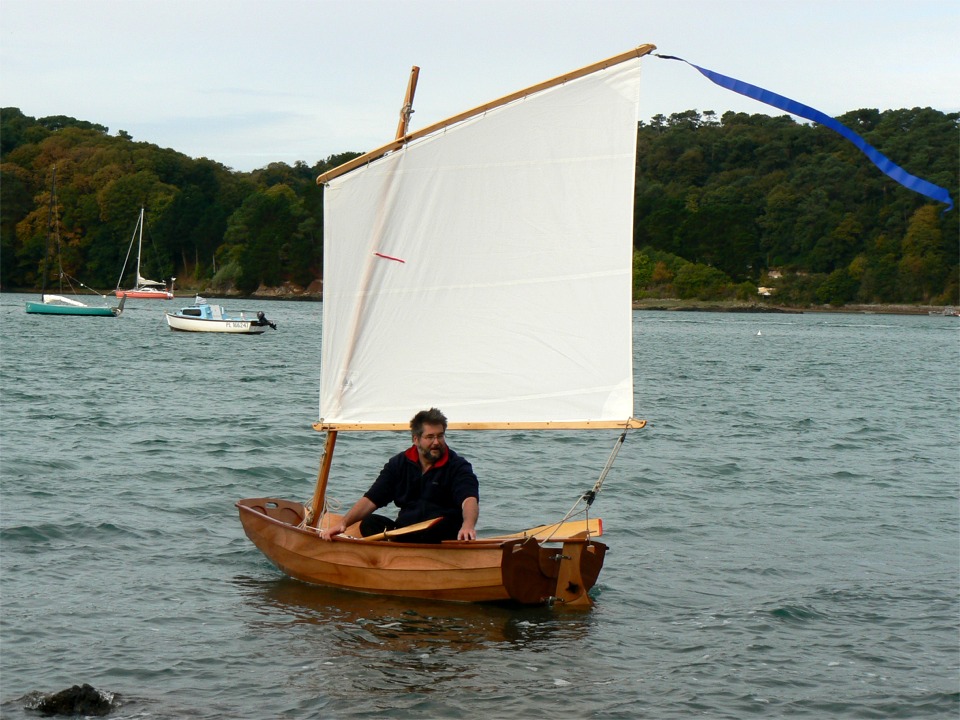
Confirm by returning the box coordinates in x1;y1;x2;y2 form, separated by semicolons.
114;208;174;299
25;167;125;317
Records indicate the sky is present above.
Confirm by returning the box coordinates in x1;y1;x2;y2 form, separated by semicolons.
2;0;957;173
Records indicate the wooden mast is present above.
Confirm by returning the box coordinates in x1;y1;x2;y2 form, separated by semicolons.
308;429;337;529
317;44;656;185
395;66;420;140
308;68;424;529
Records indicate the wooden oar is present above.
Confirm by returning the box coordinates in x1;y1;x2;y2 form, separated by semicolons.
361;516;443;541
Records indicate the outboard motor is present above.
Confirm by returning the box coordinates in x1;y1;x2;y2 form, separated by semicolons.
256;311;277;329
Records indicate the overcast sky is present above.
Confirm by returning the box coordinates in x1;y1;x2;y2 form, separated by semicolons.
2;0;957;172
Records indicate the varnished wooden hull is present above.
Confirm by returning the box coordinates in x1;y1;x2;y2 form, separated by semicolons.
236;497;606;606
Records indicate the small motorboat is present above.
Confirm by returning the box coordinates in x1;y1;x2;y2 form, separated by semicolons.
165;296;276;334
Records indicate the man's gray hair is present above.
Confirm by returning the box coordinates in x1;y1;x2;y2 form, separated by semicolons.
410;407;448;436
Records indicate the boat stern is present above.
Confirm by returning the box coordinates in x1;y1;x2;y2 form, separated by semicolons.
499;537;606;607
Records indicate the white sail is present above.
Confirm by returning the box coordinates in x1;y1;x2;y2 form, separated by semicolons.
43;294;87;307
136;273;164;287
320;60;642;425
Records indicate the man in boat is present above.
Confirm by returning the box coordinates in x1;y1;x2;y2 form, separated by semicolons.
320;408;479;543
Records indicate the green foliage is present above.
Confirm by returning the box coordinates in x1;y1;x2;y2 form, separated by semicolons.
634;108;958;304
222;184;313;294
897;205;947;302
209;260;242;293
633;246;742;301
0;108;356;295
674;262;732;300
816;268;858;305
1;105;956;306
632;249;654;298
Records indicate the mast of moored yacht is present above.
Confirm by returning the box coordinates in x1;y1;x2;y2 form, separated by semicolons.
39;167;56;300
135;207;144;286
115;208;143;293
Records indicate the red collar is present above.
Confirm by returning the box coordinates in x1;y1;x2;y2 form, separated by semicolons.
405;444;449;468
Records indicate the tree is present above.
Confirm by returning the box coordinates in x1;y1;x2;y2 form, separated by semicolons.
222;184;310;294
897;205;946;302
816;268;858;305
632;250;653;299
0;162;35;285
673;262;731;300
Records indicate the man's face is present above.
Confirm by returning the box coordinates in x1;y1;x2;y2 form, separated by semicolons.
415;422;447;465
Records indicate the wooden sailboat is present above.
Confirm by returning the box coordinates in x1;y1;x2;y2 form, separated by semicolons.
237;45;654;606
114;207;174;299
25;167;125;317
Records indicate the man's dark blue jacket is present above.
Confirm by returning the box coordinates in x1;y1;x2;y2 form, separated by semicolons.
364;445;479;535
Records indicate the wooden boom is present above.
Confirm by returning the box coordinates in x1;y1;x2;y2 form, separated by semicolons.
314;419;646;432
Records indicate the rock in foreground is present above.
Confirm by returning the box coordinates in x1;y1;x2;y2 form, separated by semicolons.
34;684;112;716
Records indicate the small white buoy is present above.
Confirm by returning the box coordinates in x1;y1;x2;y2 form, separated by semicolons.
756;330;762;336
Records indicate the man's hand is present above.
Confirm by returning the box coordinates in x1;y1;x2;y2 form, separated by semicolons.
320;523;345;541
458;497;479;540
320;497;377;541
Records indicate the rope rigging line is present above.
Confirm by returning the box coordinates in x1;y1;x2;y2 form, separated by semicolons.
541;426;632;543
60;271;111;298
300;495;344;530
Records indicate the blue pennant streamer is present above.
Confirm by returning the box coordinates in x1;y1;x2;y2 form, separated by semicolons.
655;54;954;211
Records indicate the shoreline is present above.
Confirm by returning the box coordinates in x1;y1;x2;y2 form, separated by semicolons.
5;289;955;316
179;296;960;316
629;299;958;316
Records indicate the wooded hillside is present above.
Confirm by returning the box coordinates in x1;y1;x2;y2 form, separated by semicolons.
632;108;957;305
1;106;956;304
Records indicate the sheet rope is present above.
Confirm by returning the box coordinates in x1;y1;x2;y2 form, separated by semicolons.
299;495;342;530
57;272;113;299
540;426;632;543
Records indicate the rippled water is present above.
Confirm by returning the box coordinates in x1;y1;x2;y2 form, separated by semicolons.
1;293;957;719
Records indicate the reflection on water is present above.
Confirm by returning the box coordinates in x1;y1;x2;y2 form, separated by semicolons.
236;575;593;653
234;575;603;715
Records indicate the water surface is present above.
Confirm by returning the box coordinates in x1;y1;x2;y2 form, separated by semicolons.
1;294;957;718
